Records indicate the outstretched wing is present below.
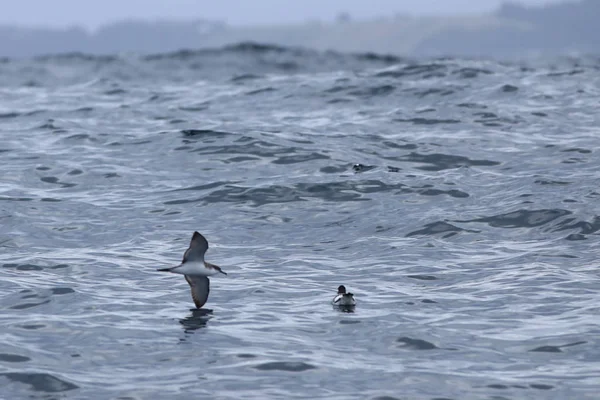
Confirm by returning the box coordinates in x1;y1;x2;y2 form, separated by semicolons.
185;275;210;309
182;231;209;263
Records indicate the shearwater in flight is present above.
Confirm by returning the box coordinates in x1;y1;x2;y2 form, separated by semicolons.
157;231;227;308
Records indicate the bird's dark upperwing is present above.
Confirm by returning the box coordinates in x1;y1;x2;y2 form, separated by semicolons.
182;231;209;263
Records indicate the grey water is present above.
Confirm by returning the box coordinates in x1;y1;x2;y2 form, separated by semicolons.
1;44;600;399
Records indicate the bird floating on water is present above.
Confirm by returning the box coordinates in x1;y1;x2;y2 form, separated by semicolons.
157;231;227;309
332;285;356;306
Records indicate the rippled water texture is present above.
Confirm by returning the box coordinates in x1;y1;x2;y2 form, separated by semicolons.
1;44;600;399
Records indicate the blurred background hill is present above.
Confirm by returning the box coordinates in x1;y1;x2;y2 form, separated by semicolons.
0;0;596;58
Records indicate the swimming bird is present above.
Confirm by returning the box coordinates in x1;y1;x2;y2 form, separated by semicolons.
332;285;356;306
157;231;227;309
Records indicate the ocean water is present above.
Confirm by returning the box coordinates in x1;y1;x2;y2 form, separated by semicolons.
1;44;600;399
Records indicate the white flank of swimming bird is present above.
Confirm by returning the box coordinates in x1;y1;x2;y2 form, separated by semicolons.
332;285;356;306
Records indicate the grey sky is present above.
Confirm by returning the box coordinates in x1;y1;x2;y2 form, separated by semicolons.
3;0;563;29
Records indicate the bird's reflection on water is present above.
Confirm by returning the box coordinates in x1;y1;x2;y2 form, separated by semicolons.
334;305;356;314
179;308;213;333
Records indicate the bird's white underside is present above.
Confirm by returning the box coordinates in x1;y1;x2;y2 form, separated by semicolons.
170;261;220;277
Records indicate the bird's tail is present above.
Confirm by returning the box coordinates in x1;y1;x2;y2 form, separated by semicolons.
157;267;174;272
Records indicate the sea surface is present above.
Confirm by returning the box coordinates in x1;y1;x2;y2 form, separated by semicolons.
1;44;600;399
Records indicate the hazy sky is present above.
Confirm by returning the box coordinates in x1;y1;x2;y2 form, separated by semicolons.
3;0;564;29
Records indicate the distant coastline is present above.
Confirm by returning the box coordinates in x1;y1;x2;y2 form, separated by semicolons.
1;0;597;58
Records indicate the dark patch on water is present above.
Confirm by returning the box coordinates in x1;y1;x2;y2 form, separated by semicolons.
407;221;478;238
339;320;361;325
10;300;51;310
411;88;456;97
349;85;395;98
231;73;263;82
0;111;20;119
354;52;401;64
501;84;519;92
324;84;359;94
562;147;591;154
173;181;237;192
40;176;76;188
0;372;79;392
20;324;46;330
51;287;75;295
565;233;586;240
371;396;402;400
386;152;499;171
253;361;316;372
104;88;126;95
226;156;261;163
0;354;30;362
487;384;509;389
37;120;61;130
246;87;276;96
236;353;257;359
534;179;570;185
382;141;418;150
2;263;44;271
417;188;469;198
547;69;584;77
453;67;493;78
65;133;94;141
396;337;438;350
529;341;586;353
553;216;600;235
457;102;487;109
327;97;352;104
473;111;498;119
35;52;117;63
181;129;230;138
457;209;572;229
75;106;94;112
320;165;347;173
179;102;210;112
394;117;461;125
530;384;554;390
191;140;294;158
374;63;448;79
529;345;562;353
407;275;438;281
562;157;586;164
0;196;32;201
474;114;523;127
225;42;291;54
272;153;329;164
